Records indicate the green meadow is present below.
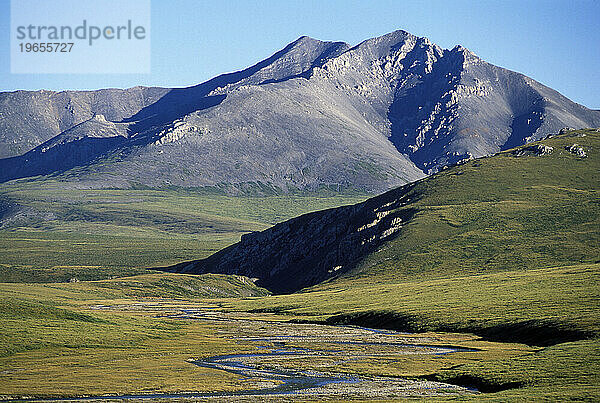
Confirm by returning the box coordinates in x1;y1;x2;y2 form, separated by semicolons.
0;183;368;282
227;263;600;399
0;129;598;400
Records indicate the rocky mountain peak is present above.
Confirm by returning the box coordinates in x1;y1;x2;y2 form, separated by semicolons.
349;29;417;60
1;30;599;190
449;44;480;66
290;35;324;47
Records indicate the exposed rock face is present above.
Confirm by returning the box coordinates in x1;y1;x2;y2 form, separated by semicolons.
559;127;574;135
565;144;587;157
168;184;417;293
512;144;554;157
1;30;600;190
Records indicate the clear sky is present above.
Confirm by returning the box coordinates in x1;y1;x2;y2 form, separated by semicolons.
1;0;598;108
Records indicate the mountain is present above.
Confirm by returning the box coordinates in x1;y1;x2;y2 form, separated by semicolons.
166;129;600;293
1;31;599;191
0;86;169;159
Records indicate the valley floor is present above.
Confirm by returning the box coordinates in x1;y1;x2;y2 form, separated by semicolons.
1;265;598;401
0;185;368;282
1;130;598;400
0;287;519;401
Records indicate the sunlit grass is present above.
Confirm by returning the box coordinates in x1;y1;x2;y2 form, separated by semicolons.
0;130;598;400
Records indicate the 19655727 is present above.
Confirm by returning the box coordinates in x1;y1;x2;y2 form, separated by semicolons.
18;42;74;52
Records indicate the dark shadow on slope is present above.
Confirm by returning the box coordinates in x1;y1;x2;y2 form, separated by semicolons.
421;374;524;393
387;47;462;170
122;90;225;133
325;311;595;347
159;183;421;294
0;136;128;183
502;99;545;150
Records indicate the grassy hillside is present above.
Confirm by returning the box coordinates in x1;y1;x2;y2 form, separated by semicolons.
237;263;599;341
346;129;599;282
0;130;598;400
218;129;600;399
0;183;367;282
174;129;598;293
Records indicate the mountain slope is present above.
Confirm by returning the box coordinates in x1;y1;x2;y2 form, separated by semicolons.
167;129;600;293
0;113;131;181
0;86;169;159
1;31;599;191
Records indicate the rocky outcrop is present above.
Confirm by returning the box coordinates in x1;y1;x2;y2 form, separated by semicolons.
512;144;554;157
565;144;587;157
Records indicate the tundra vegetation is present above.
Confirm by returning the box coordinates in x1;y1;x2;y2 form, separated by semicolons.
0;130;598;400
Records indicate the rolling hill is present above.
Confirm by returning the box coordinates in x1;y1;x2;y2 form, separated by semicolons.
168;129;600;295
208;129;600;399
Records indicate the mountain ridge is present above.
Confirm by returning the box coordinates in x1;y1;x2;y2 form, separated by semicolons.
1;30;599;191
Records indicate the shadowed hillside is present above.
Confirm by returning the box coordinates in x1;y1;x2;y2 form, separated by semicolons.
169;129;600;294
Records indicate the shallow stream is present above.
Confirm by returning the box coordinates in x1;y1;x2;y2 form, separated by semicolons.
18;307;478;401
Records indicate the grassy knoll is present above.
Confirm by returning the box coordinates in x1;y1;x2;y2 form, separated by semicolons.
216;130;600;399
0;183;368;281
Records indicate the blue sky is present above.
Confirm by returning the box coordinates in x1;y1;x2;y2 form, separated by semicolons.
1;0;598;108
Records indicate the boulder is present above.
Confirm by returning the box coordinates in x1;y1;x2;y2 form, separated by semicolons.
565;144;587;158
